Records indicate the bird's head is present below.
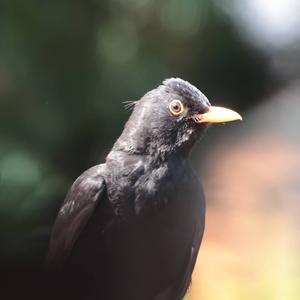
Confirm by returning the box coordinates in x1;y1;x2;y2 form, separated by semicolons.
114;78;242;160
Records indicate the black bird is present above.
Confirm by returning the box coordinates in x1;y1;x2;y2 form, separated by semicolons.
47;78;241;300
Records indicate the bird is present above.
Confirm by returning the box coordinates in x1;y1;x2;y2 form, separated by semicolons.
46;78;242;300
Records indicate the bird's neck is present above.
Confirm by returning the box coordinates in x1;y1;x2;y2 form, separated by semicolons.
112;135;187;164
112;127;201;163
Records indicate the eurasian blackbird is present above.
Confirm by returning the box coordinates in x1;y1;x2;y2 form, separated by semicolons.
47;78;241;300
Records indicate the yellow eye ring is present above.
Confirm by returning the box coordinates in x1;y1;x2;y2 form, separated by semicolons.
169;100;184;116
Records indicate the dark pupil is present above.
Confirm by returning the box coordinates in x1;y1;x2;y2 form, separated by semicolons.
173;104;180;111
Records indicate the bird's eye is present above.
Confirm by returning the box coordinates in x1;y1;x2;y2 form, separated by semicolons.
169;100;184;116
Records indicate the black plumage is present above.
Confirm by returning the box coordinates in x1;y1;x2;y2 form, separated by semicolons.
47;78;241;300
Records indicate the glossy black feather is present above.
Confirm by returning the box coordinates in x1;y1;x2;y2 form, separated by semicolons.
47;165;106;266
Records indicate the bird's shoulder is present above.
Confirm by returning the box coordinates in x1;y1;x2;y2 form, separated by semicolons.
47;164;107;265
59;164;106;214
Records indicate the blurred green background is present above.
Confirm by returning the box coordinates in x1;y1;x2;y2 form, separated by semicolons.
1;0;300;299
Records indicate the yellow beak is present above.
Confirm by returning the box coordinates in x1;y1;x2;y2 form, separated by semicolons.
192;106;242;124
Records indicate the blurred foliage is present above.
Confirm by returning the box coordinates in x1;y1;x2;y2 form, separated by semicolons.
0;0;278;265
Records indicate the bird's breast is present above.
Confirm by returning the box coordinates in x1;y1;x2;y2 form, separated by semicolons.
75;157;205;299
106;156;201;219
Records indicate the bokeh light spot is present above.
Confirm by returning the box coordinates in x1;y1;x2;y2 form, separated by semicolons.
160;0;206;36
0;152;41;187
97;19;139;64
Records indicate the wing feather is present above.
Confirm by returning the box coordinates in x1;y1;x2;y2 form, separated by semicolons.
170;185;205;300
46;164;106;266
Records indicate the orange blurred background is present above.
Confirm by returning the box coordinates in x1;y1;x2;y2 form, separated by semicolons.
188;84;300;299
